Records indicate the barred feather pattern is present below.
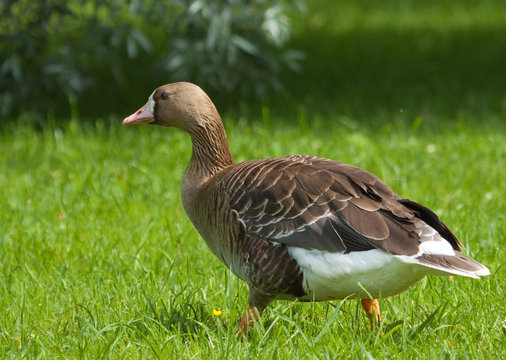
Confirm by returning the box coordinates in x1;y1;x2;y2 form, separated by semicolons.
220;155;431;257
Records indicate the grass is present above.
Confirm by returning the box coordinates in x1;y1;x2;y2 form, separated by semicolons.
1;117;504;359
1;0;506;358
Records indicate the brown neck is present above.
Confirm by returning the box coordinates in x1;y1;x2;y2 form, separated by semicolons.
187;114;234;180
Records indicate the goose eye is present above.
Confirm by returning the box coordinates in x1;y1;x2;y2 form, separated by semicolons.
161;92;169;100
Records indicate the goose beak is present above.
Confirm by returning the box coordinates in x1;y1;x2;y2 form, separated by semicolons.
123;103;154;125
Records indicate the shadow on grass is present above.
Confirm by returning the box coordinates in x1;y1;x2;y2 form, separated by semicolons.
274;23;506;123
134;295;217;337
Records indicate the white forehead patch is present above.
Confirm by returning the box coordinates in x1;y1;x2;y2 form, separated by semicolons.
148;89;156;114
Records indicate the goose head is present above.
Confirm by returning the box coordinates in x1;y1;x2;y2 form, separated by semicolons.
123;82;234;173
123;82;219;132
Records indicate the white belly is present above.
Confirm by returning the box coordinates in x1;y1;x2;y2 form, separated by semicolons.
288;248;427;300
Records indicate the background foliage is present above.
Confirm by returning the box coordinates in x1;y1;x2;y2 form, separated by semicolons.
0;0;303;119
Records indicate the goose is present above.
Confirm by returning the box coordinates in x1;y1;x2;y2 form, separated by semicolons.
123;82;489;336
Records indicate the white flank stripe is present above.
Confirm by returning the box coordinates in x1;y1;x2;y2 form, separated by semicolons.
415;220;455;256
288;247;426;300
417;239;455;256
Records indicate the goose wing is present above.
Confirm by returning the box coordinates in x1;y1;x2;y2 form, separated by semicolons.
225;155;461;256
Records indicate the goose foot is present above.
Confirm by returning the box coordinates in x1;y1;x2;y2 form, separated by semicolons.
237;306;263;338
361;298;381;329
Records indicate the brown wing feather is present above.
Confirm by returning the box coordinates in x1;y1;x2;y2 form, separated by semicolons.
222;156;433;256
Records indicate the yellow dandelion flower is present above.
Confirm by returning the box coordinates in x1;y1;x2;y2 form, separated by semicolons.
213;309;223;317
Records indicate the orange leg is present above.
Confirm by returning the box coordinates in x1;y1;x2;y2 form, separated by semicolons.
237;306;263;338
360;298;381;329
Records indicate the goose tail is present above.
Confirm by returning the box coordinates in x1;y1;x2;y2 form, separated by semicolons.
410;252;490;279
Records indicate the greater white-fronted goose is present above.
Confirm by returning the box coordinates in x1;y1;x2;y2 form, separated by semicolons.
123;82;489;335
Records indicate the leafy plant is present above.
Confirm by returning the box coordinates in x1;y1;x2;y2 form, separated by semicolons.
167;0;304;98
0;0;304;119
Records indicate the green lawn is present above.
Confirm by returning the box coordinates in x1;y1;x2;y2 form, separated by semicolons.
1;116;504;359
1;0;505;358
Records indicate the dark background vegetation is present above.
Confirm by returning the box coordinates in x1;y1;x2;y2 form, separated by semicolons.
0;0;303;120
1;0;505;123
